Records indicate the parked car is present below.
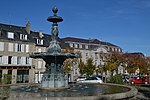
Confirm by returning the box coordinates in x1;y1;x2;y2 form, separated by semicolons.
130;76;149;84
78;76;103;83
76;76;86;82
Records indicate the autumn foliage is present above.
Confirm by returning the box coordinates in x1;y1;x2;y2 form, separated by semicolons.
106;52;149;75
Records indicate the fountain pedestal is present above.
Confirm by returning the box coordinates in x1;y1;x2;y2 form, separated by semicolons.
30;7;77;89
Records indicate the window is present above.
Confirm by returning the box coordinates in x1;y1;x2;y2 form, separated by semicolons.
7;32;14;39
17;56;21;64
0;42;4;51
17;44;21;52
38;60;42;69
110;48;112;51
86;53;89;60
77;44;80;48
16;44;24;52
8;43;13;52
37;39;43;45
8;56;12;64
26;57;29;64
20;34;27;40
86;53;88;57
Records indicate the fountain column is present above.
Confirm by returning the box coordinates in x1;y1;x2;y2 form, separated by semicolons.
41;7;66;89
30;6;78;89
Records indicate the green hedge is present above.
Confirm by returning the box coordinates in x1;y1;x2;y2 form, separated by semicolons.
2;74;12;84
108;74;124;84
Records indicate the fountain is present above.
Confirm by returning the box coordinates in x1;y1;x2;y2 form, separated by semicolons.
30;6;78;89
0;6;138;100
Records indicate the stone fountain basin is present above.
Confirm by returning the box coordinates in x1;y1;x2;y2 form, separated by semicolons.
0;83;137;100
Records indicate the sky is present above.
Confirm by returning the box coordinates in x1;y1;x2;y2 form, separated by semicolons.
0;0;150;56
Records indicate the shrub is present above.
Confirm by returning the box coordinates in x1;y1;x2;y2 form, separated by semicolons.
109;74;124;84
2;74;12;84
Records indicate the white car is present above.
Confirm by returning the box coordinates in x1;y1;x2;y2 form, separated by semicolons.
76;76;86;82
78;77;103;83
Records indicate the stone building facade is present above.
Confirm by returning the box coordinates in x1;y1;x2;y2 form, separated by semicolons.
62;37;122;66
62;37;122;80
0;22;34;84
0;22;122;83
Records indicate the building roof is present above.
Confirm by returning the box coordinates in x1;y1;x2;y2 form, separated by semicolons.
0;23;69;48
0;23;32;43
0;23;26;33
0;23;121;51
62;37;119;47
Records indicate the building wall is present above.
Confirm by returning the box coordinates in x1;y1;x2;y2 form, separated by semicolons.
0;23;122;83
65;41;122;78
0;39;35;84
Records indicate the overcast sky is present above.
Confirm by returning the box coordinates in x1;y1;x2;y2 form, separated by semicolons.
0;0;150;56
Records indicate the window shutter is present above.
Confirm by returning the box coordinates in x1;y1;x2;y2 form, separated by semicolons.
22;57;26;65
8;43;13;52
12;56;17;64
21;44;24;52
29;58;32;65
0;42;4;51
26;45;29;52
2;56;8;64
25;35;27;40
41;40;43;45
15;43;18;52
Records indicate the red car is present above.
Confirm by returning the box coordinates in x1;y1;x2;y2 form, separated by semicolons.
130;76;149;84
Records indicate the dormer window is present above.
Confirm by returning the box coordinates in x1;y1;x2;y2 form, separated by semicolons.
20;34;27;40
37;39;43;45
7;32;14;39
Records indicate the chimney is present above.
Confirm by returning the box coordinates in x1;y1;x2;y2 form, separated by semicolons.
26;21;30;34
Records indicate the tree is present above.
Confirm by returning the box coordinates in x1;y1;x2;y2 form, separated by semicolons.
122;53;149;75
84;58;95;76
78;58;86;76
63;50;79;74
63;59;72;73
105;52;121;74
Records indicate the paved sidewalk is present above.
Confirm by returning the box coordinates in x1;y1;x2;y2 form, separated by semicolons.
136;92;150;100
136;85;150;100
